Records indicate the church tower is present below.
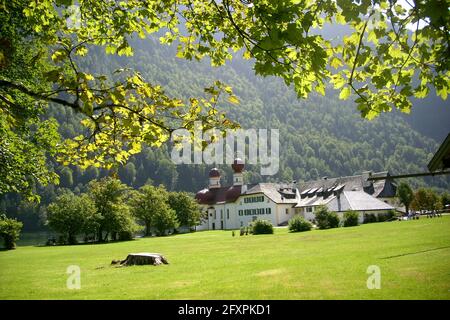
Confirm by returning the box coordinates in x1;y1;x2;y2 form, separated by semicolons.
232;158;245;186
208;168;221;189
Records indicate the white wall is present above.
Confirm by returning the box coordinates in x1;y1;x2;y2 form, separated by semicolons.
234;194;277;229
277;204;296;225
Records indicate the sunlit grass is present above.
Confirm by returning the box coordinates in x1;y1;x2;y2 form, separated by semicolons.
1;216;449;299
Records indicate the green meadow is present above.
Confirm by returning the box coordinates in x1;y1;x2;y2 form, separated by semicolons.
1;216;449;300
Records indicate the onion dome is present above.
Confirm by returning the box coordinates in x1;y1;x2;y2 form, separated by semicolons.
209;168;221;178
231;158;245;173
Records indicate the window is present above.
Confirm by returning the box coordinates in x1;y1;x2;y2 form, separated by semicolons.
306;207;313;213
252;216;258;221
240;221;243;227
238;210;243;216
286;208;289;215
227;209;229;219
244;196;265;203
214;210;217;219
220;209;223;219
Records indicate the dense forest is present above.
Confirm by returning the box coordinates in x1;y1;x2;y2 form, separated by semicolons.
1;37;449;231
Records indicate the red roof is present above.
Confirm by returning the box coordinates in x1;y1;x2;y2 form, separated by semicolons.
195;185;242;205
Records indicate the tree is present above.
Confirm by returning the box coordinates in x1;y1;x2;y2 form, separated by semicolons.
88;177;133;241
152;207;179;237
103;202;141;241
168;191;202;231
46;192;96;244
441;192;450;208
0;213;23;250
59;167;74;188
397;182;414;215
411;188;442;212
1;0;448;191
129;184;170;236
0;2;61;201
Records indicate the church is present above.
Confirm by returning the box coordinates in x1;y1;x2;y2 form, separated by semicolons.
195;159;397;230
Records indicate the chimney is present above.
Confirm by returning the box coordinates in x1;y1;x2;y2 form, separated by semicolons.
361;171;372;188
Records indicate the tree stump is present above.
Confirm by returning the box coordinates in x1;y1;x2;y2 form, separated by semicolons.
112;253;169;266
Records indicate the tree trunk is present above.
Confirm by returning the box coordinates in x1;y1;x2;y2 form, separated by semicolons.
97;228;103;242
145;222;151;236
112;253;169;266
68;233;77;245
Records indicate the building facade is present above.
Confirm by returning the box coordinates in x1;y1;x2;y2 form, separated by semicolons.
195;159;398;230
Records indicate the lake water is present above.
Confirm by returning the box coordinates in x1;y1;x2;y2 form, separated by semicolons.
17;232;56;246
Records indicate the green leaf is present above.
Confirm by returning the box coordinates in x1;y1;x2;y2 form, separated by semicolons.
227;96;239;105
339;86;351;100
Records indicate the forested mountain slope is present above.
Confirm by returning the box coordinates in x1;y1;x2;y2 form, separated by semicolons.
2;37;449;231
69;37;450;191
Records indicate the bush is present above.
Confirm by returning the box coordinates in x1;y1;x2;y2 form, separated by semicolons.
343;210;360;227
377;210;397;222
0;214;23;250
118;231;134;241
315;206;340;229
328;211;340;228
251;219;274;234
288;216;312;232
363;213;377;224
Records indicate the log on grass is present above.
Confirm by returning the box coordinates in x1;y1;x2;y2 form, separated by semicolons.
112;253;169;266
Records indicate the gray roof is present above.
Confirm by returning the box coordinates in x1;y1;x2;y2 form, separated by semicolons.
327;191;394;212
298;171;397;198
245;183;298;204
295;194;334;208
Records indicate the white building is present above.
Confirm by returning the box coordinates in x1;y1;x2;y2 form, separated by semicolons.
195;159;298;230
195;159;398;230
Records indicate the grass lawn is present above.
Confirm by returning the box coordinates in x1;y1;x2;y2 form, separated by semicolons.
1;216;450;300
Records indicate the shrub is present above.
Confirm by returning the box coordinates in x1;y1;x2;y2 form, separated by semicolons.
377;210;397;222
328;211;340;228
343;210;360;227
0;214;23;250
315;206;340;229
288;216;312;232
251;219;274;234
363;213;377;224
118;231;134;241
